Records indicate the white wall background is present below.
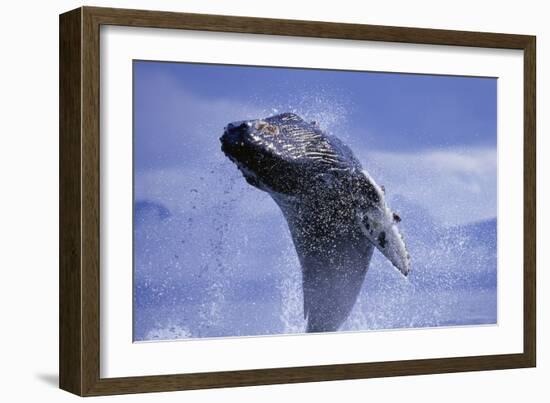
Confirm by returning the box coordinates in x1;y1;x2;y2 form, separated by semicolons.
0;0;546;401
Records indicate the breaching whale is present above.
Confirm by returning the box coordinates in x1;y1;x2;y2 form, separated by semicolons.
220;113;410;333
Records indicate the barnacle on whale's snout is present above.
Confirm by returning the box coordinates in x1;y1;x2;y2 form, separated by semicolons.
255;120;280;135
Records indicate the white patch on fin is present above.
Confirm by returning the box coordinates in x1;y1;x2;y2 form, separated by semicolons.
356;170;411;276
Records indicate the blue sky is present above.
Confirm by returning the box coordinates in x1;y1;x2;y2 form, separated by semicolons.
133;60;497;226
135;63;496;158
132;60;497;340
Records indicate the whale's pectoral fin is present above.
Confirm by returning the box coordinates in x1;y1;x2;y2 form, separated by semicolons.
354;170;410;276
302;238;374;333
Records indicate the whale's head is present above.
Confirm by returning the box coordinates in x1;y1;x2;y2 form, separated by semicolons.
221;113;358;195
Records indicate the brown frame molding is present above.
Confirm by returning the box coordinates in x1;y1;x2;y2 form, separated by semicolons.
59;6;536;396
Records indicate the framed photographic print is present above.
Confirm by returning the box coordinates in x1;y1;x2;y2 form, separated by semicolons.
59;6;536;396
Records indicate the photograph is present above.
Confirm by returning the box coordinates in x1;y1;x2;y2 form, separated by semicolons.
132;60;498;341
53;3;538;398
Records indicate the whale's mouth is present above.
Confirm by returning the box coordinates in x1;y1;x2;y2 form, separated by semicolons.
220;125;248;163
220;119;255;157
220;127;267;189
220;128;241;156
220;128;250;165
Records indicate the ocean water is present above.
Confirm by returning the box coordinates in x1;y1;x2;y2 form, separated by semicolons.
133;163;497;341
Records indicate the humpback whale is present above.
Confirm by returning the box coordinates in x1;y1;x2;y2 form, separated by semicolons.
220;113;410;333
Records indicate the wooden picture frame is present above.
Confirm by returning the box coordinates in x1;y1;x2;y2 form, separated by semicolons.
59;6;536;396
